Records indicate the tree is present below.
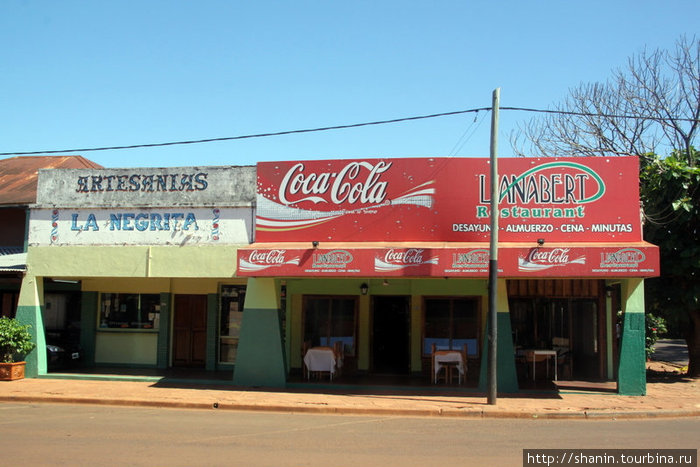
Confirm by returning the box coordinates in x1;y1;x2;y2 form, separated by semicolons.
640;150;699;376
512;35;699;166
511;36;700;376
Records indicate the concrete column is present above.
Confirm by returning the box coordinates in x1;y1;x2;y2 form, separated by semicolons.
478;278;518;393
15;275;46;377
617;278;646;396
232;278;286;387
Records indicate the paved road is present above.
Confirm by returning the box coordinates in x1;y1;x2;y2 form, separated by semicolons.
652;339;689;366
0;403;697;466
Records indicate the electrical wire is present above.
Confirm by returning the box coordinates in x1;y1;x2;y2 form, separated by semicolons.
1;106;698;157
0;107;490;156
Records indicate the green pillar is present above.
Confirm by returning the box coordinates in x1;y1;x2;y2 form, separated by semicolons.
15;275;46;377
617;278;646;396
232;278;286;387
479;279;519;393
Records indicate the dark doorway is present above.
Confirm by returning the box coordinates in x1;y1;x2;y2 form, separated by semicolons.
571;300;599;379
173;295;208;368
371;296;410;375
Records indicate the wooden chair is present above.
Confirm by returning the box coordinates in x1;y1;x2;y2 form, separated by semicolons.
333;340;343;378
302;341;311;380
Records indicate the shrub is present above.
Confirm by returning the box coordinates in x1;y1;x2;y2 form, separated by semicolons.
0;317;36;363
645;313;668;360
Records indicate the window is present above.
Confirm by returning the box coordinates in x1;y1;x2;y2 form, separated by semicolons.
423;297;479;356
219;285;246;363
99;293;160;330
303;296;357;357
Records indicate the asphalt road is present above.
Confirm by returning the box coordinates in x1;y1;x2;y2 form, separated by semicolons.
0;403;698;466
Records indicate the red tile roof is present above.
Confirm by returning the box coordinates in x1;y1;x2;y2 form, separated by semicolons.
0;156;103;206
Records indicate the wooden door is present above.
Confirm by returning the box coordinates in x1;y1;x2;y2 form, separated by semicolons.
173;295;208;367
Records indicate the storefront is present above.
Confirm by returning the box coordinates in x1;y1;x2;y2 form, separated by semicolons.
234;157;658;395
17;156;659;395
18;166;256;376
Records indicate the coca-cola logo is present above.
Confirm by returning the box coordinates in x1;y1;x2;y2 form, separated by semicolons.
526;248;572;264
312;250;354;268
518;247;586;272
279;161;392;206
248;249;288;264
239;249;301;272
375;248;439;272
384;248;426;264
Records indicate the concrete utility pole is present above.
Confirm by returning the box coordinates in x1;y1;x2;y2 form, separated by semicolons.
487;88;500;405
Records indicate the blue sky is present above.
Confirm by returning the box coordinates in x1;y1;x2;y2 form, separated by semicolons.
1;1;697;168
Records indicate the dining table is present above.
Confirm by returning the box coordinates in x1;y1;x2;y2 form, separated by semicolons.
303;346;341;380
525;349;558;381
432;350;466;384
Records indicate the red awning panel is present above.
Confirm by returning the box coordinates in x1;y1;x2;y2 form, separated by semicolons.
236;242;660;278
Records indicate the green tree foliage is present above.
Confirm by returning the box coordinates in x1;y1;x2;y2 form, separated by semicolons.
641;149;700;375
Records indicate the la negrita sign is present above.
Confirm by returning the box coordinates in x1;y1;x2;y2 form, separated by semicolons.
255;157;641;243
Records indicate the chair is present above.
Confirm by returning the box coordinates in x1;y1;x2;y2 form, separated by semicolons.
333;340;343;378
431;343;467;385
302;341;311;380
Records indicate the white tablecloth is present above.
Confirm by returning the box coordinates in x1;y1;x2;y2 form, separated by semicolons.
304;347;338;379
433;351;465;384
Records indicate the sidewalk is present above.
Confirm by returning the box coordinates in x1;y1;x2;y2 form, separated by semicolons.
1;363;698;419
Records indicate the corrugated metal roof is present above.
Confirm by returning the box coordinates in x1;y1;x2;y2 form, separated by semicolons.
0;156;103;206
0;248;26;271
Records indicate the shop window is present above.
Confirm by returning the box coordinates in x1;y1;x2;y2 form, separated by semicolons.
423;298;479;357
99;293;160;330
510;298;571;350
219;285;246;364
303;296;357;357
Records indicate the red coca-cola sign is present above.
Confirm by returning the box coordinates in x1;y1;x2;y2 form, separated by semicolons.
236;244;659;277
255;157;642;243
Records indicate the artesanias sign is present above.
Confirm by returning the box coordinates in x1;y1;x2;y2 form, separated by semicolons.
255;157;642;243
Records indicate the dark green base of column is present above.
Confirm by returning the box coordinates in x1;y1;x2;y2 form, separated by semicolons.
478;313;519;393
232;308;287;388
617;312;646;396
15;305;46;378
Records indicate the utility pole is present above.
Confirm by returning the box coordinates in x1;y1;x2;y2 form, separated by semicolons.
487;88;500;405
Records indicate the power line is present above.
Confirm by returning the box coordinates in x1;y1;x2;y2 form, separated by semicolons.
0;107;490;156
1;106;698;157
503;106;700;123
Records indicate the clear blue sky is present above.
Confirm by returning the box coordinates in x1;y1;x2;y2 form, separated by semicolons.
1;1;697;168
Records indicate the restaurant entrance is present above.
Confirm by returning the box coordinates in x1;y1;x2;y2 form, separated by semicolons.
510;293;603;381
371;296;410;375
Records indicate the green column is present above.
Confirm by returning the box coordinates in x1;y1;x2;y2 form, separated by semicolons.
479;279;519;393
80;291;98;368
15;275;46;377
617;278;646;396
156;293;171;369
232;278;286;387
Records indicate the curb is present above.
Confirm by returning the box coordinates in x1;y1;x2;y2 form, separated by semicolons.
3;395;699;420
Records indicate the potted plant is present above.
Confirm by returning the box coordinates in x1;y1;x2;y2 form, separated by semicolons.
0;317;36;381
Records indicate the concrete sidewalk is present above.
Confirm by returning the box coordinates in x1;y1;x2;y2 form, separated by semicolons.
1;368;698;420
